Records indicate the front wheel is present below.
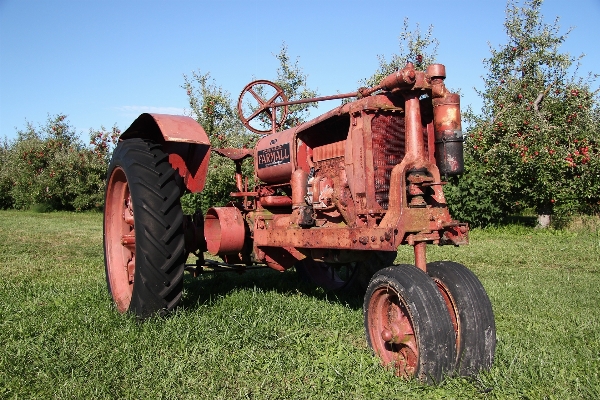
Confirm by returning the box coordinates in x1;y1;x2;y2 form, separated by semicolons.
427;261;496;376
364;265;456;383
104;139;185;318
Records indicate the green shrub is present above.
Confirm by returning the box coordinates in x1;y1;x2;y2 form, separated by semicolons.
0;114;118;211
444;159;512;228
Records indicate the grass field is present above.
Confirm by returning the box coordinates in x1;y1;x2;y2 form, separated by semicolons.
0;210;599;399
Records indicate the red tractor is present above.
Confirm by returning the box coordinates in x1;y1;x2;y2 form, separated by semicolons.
103;62;495;383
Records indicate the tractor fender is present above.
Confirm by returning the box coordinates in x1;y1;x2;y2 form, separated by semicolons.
120;113;211;193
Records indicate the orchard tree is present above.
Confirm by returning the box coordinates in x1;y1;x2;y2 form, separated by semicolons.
272;43;319;129
183;71;249;149
181;44;318;213
465;0;600;227
362;18;439;88
0;139;12;208
0;114;119;211
240;43;319;131
182;71;250;212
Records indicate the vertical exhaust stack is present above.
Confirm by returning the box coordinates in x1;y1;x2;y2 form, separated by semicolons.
429;64;465;176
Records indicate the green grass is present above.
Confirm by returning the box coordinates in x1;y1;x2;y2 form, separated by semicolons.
1;210;599;399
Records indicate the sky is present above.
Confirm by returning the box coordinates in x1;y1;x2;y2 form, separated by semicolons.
1;0;599;141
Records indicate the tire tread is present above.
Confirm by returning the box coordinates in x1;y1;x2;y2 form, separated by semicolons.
104;138;185;318
426;261;496;376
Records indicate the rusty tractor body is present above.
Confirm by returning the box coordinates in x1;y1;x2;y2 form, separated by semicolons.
104;62;496;383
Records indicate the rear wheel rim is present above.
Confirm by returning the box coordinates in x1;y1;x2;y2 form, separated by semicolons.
105;166;136;313
367;286;418;377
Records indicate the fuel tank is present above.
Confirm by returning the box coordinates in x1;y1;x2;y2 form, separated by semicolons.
254;129;296;184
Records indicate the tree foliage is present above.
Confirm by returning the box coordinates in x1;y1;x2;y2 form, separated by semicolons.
462;0;600;225
272;43;319;129
362;18;439;88
0;114;118;211
183;71;249;149
181;71;253;213
181;45;317;214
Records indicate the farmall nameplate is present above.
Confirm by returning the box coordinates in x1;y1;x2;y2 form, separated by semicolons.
257;143;291;169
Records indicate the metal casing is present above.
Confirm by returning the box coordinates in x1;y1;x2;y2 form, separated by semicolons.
204;207;246;255
254;129;295;184
433;94;464;176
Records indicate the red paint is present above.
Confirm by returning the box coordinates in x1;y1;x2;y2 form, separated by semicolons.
120;113;211;193
117;62;468;273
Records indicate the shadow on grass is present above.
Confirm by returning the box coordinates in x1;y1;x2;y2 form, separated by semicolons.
506;215;537;227
181;266;365;311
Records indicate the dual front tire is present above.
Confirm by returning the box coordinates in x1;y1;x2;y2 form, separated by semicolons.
427;261;496;377
364;262;496;382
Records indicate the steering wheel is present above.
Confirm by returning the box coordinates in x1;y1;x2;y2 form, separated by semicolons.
237;80;289;135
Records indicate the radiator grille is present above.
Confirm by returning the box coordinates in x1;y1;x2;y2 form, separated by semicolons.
371;113;406;209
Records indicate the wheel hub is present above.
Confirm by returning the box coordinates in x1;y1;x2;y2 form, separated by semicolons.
368;288;419;378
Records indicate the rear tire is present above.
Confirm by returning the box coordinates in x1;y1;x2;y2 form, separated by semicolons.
364;265;456;383
426;261;496;376
104;139;185;319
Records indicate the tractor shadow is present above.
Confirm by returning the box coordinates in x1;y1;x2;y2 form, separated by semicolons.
181;266;365;311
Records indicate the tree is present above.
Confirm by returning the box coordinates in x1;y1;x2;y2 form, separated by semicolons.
0;114;119;211
239;43;320;132
181;71;250;213
272;43;319;129
181;44;318;213
464;0;600;227
362;18;439;88
0;139;13;209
